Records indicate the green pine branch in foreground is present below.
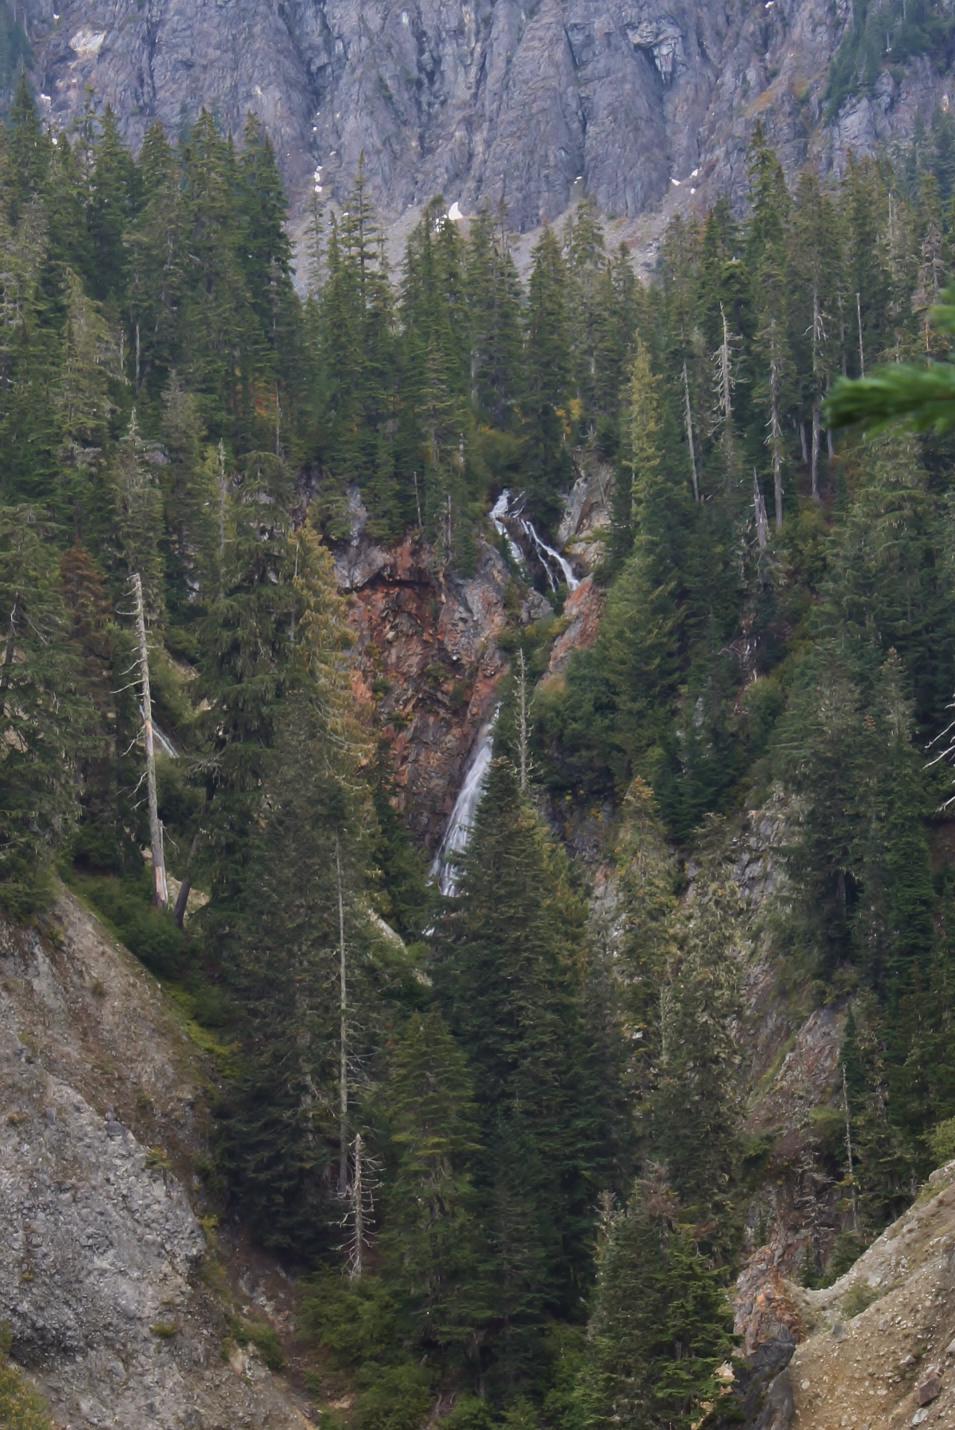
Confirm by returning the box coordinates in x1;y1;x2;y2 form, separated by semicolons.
825;287;955;434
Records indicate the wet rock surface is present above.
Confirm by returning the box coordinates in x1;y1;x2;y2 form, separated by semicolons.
337;496;550;848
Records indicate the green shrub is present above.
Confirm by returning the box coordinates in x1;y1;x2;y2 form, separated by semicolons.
301;1273;400;1368
354;1363;433;1430
842;1280;880;1318
442;1396;496;1429
807;1105;845;1155
816;1230;869;1288
77;873;187;980
237;1318;285;1371
928;1114;955;1167
502;1400;543;1429
0;1331;54;1430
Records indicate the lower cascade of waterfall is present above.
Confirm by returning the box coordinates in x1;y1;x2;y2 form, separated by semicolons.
430;709;499;897
490;489;580;593
152;723;179;759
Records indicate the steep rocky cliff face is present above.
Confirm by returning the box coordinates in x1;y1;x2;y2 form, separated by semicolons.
0;888;315;1428
335;463;608;849
335;492;548;849
10;0;955;231
753;1159;955;1430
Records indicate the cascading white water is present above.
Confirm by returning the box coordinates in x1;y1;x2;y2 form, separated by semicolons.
489;489;525;566
489;490;580;592
519;515;580;592
430;710;499;897
152;724;179;760
432;495;579;900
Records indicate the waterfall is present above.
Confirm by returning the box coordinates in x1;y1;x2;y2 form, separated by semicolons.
518;515;580;593
430;710;499;897
489;489;525;566
489;490;580;592
152;723;179;759
433;489;579;898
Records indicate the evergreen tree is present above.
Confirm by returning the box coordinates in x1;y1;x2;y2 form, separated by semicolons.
564;196;608;429
194;449;298;928
523;226;573;522
380;1011;491;1370
0;507;83;915
5;74;50;219
315;165;397;535
579;1179;732;1429
127;122;185;392
611;778;679;1100
159;372;216;609
435;756;603;1390
178;110;253;434
223;526;374;1254
650;854;741;1223
60;543;134;873
87;106;138;306
465;209;523;429
55;270;118;537
600;341;691;782
110;411;166;620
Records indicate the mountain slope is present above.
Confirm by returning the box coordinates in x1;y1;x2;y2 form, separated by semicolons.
0;886;315;1429
760;1160;955;1430
10;0;955;228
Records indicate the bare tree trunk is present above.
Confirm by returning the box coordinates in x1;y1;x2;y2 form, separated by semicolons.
344;1133;377;1280
132;573;168;910
516;649;530;793
810;402;821;502
718;303;734;424
173;828;202;928
337;836;349;1198
715;303;737;490
842;1063;860;1236
856;291;865;377
753;470;769;551
682;361;701;503
768;328;784;531
349;1134;365;1280
216;441;228;601
0;593;21;719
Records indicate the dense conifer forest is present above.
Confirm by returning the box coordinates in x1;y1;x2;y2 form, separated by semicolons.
6;72;955;1425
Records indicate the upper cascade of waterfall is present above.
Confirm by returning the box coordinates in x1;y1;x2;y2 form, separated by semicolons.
431;709;499;897
489;490;580;593
490;490;525;566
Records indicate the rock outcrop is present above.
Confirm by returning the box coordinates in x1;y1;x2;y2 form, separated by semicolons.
759;1160;955;1430
337;491;550;848
11;1;955;232
0;888;314;1429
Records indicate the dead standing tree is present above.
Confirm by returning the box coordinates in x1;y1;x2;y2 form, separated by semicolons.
119;573;168;909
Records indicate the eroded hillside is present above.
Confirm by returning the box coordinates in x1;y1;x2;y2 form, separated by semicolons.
0;887;314;1429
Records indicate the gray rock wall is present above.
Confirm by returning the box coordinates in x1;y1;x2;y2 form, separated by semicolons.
0;890;313;1429
14;1;955;229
